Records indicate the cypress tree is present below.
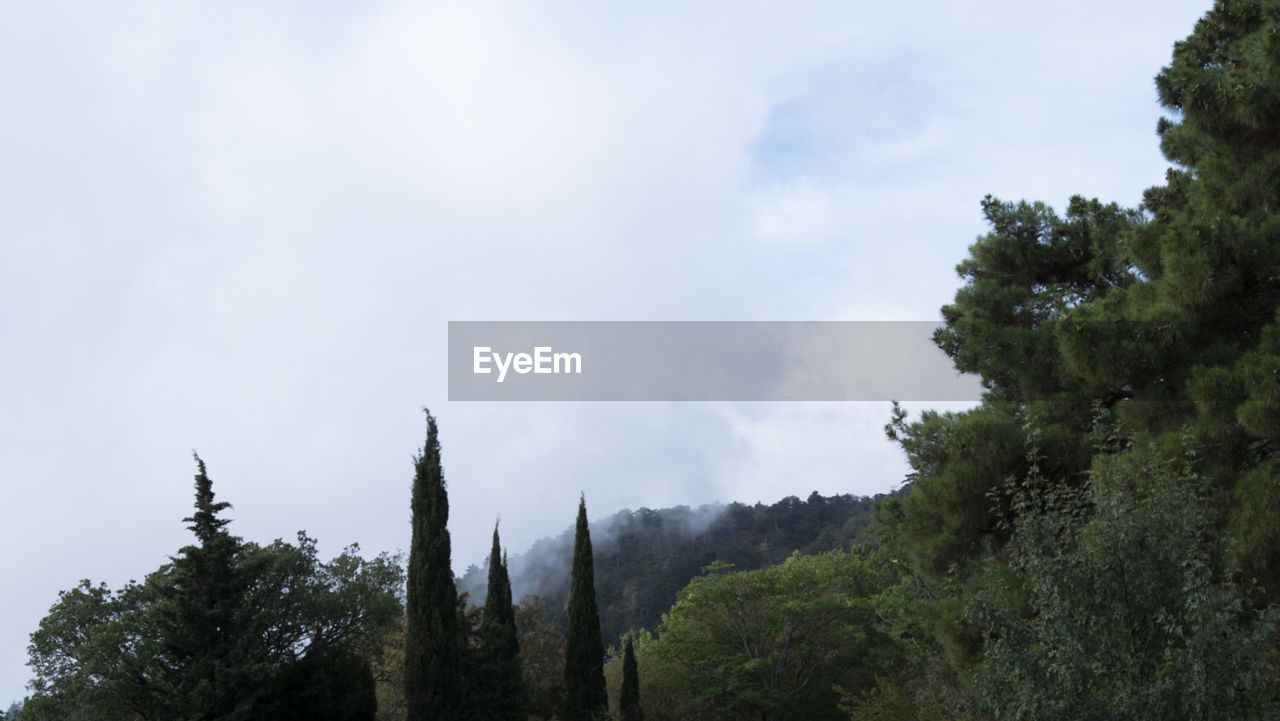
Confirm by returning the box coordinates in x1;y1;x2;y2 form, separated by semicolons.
620;637;643;721
405;410;463;720
476;522;526;720
564;495;607;721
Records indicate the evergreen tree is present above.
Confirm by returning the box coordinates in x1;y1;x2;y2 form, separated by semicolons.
880;0;1280;709
889;0;1280;594
164;453;265;720
1142;0;1280;592
26;458;402;721
405;410;463;720
619;636;643;721
564;495;608;721
475;522;527;720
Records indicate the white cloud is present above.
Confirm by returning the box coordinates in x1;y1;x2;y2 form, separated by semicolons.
751;177;838;247
0;0;1212;704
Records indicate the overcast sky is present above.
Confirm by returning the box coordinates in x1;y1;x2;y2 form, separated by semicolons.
0;0;1211;705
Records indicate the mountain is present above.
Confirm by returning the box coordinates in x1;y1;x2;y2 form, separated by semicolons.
457;491;881;647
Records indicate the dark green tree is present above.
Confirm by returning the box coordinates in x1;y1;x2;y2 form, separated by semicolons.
1141;0;1280;593
472;522;527;720
882;1;1280;688
912;0;1280;593
269;650;378;721
564;495;608;721
405;410;464;720
873;3;1280;714
25;459;402;721
24;578;168;719
165;453;266;720
619;637;643;721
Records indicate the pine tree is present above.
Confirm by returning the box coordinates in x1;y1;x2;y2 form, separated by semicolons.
1142;0;1280;593
475;522;526;720
405;410;463;720
564;495;608;721
883;1;1280;711
904;0;1280;594
620;636;643;721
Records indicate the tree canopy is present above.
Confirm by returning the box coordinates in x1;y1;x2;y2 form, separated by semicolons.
881;0;1280;716
650;549;909;721
24;458;402;721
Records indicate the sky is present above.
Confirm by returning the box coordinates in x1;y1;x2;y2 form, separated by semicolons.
0;0;1212;705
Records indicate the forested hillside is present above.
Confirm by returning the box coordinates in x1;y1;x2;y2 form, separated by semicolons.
458;491;878;646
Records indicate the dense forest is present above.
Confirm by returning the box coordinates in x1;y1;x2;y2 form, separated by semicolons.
12;2;1280;719
458;492;878;645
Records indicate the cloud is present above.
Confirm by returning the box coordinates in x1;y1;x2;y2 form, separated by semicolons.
751;177;838;248
0;0;1212;704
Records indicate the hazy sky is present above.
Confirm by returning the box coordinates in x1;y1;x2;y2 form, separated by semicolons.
0;0;1210;705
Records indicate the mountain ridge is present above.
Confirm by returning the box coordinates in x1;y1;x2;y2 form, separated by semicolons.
458;490;885;646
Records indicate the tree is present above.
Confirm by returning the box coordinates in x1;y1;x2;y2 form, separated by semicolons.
371;621;407;721
877;5;1280;712
405;409;464;720
898;0;1280;591
835;678;917;721
653;551;901;721
604;630;700;721
161;453;265;719
24;578;166;719
1141;0;1280;594
474;522;526;720
269;649;378;721
514;596;565;720
245;534;402;721
970;435;1280;720
619;637;643;721
564;495;608;721
25;458;403;721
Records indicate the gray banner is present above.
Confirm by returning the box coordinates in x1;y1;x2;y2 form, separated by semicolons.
448;321;983;401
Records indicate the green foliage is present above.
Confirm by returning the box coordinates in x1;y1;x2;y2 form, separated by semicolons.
514;596;565;721
564;496;608;721
604;543;962;721
884;403;1025;578
970;436;1280;720
936;195;1144;405
619;637;643;721
472;524;526;720
270;650;378;721
459;492;877;649
880;6;1280;715
25;459;403;721
165;453;264;719
372;622;407;721
25;579;163;719
604;630;691;721
651;550;902;721
835;678;915;721
405;409;464;720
